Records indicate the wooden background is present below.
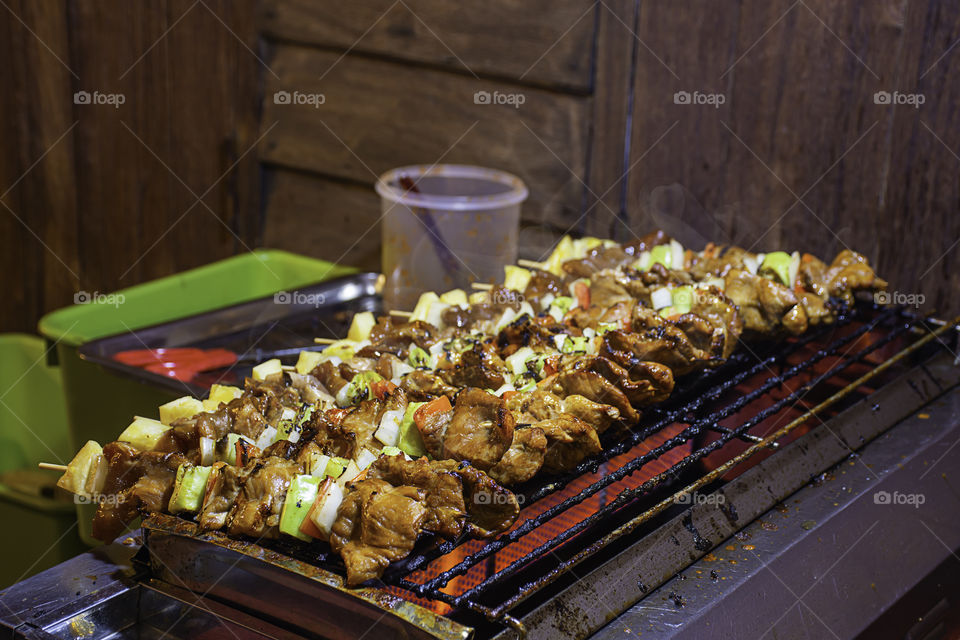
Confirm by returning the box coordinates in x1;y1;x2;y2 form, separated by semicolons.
1;0;958;333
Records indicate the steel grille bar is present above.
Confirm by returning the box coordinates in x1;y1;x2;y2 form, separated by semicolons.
394;308;871;579
386;307;938;625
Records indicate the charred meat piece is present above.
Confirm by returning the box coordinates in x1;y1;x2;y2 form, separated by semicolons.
687;245;751;280
311;360;350;396
441;302;509;331
226;457;301;539
198;462;249;531
438;341;507;390
368;318;438;350
330;478;427;586
522;269;564;310
797;290;833;326
92;442;188;541
287;371;334;406
561;394;621;433
303;409;357;459
506;388;564;423
340;398;385;453
488;426;547;485
436;460;520;537
568;299;635;331
563;246;631;279
799;250;887;305
585;271;635;309
724;268;802;335
367;455;466;538
564;355;674;407
602;326;718;377
687;286;743;358
245;376;301;424
400;369;459;401
418;388;515;471
497;316;564;353
533;414;602;474
621;229;670;255
547;370;639;424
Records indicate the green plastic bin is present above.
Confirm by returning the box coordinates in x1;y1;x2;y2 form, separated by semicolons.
38;250;356;545
0;334;86;587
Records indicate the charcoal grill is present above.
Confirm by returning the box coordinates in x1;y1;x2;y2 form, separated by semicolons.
3;305;958;640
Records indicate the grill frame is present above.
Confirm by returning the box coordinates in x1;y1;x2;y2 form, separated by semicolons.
139;306;958;640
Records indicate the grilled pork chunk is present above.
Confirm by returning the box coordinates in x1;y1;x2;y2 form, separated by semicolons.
225;457;301;539
488;426;547;485
92;442;187;541
331;456;520;584
330;478;428;586
419;388;514;471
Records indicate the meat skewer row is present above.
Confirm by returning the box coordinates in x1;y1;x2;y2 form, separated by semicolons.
55;372;522;586
51;230;886;585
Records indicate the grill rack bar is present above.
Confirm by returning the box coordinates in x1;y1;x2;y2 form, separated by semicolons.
484;312;959;622
392;308;942;627
397;307;890;596
452;312;917;606
478;313;928;617
394;308;868;580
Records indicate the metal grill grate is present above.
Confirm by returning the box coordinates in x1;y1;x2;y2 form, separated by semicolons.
357;306;955;633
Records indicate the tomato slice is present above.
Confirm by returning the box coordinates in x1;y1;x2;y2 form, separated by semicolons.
574;281;591;309
413;395;452;430
369;379;398;401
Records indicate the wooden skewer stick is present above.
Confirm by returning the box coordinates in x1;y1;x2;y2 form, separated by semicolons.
471;283;493;290
313;337;338;345
389;310;413;318
38;463;67;472
517;259;545;270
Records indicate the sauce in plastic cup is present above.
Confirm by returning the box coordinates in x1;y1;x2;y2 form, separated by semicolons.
376;164;528;310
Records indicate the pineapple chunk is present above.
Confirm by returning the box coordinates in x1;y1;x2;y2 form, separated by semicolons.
347;311;376;342
503;265;532;291
410;292;439;322
118;416;171;450
56;440;108;499
159;396;204;425
439;289;468;306
208;384;242;404
295;350;324;375
252;358;283;381
468;291;488;305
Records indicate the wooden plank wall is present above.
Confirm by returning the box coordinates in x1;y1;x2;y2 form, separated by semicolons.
0;0;260;333
260;0;960;315
621;0;960;317
2;0;959;333
258;0;628;269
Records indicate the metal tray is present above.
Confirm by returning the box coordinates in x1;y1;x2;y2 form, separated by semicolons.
77;273;382;397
